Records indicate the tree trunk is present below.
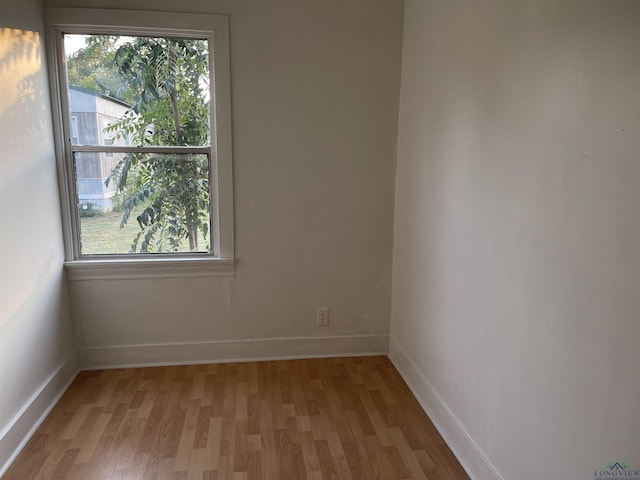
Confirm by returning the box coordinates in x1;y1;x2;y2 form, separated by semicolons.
187;227;198;251
169;83;198;250
170;91;182;145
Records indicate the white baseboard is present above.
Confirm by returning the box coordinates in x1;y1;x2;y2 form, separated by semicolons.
0;350;79;478
78;334;389;370
388;336;503;480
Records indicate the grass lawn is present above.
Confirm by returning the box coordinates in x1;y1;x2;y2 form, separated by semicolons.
80;206;210;255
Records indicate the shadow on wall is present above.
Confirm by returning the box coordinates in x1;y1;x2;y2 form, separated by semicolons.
0;28;48;161
0;27;62;324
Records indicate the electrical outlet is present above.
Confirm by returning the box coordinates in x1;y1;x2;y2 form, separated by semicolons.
317;307;329;326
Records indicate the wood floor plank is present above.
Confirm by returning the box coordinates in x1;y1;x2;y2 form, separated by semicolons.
2;357;470;480
31;439;72;480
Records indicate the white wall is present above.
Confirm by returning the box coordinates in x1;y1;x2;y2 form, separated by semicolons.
390;1;640;479
42;0;404;366
0;0;76;473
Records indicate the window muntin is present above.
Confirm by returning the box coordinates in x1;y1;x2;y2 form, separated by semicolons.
45;8;234;271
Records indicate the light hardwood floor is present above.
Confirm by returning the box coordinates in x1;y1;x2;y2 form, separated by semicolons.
2;356;469;480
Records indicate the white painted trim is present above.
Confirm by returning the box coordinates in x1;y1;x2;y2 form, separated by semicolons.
71;145;210;154
388;336;503;480
78;334;389;370
65;257;234;281
0;351;79;478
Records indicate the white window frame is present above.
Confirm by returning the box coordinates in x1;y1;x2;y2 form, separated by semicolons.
44;8;234;279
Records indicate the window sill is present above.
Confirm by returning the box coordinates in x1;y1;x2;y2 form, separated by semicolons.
64;257;234;281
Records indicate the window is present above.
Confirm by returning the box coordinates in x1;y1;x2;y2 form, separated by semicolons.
44;8;234;278
102;119;115;157
70;116;79;144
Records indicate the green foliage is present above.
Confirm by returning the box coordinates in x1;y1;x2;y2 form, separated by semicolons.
107;152;209;253
69;35;211;253
106;38;210;146
66;36;131;103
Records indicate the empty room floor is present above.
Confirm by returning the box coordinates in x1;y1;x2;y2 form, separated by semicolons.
2;356;469;480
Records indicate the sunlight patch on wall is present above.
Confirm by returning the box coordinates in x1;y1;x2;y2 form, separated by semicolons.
0;28;41;114
0;27;60;326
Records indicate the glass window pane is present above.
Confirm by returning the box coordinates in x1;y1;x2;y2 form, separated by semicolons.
75;152;211;255
64;34;210;147
70;116;79;144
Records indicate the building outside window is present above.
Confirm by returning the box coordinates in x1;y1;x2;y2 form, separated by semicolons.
70;86;130;212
